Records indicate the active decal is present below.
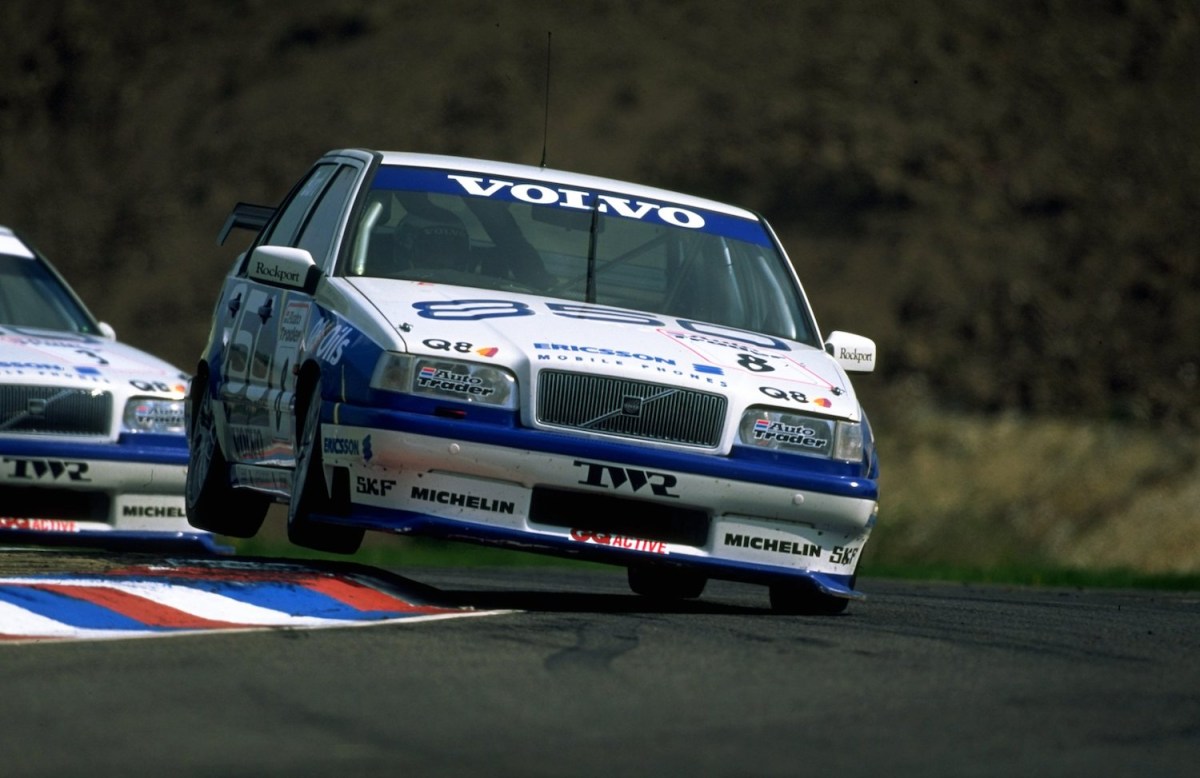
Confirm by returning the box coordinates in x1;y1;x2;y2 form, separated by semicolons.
0;518;80;532
569;529;668;555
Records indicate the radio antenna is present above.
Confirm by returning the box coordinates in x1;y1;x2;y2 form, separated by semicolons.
540;31;552;168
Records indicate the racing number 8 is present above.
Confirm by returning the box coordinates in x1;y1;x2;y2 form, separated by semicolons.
413;300;535;321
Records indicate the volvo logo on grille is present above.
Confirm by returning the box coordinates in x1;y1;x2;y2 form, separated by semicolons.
620;395;643;417
27;399;48;417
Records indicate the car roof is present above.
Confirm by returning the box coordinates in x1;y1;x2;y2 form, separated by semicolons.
0;225;35;259
338;150;761;221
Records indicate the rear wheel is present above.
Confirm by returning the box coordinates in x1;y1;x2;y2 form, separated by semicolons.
287;382;364;554
184;379;269;537
627;566;707;600
768;579;853;615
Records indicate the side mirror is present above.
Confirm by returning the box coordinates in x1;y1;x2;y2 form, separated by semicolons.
97;322;117;340
824;330;876;374
246;245;322;294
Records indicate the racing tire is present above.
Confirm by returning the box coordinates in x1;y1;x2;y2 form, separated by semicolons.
627;566;707;600
768;579;853;615
185;383;269;537
287;382;364;555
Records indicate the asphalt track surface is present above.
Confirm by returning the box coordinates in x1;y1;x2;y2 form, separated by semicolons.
1;551;1197;778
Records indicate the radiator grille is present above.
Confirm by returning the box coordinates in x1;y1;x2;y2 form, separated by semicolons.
536;370;726;447
0;386;112;436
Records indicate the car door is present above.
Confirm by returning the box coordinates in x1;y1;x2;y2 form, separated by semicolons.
219;160;361;467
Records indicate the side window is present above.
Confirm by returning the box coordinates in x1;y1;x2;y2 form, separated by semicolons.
295;165;357;266
262;164;337;247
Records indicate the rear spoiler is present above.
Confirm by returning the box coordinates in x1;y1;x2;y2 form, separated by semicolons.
217;202;276;246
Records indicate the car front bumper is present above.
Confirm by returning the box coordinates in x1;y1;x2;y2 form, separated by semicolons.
0;435;191;533
317;404;877;593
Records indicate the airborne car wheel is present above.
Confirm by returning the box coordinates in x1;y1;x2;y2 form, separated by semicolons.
287;382;364;554
768;579;852;615
627;566;707;600
185;380;269;537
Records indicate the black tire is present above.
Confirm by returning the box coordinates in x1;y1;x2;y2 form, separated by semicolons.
768;579;852;615
185;380;269;537
627;566;707;600
287;382;364;554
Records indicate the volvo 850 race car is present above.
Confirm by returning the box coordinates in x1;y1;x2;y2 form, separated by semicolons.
188;149;879;613
0;225;220;550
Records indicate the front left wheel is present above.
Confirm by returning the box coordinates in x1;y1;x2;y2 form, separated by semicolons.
287;381;364;554
627;566;707;600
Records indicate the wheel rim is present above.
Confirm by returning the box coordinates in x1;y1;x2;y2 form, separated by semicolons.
289;387;323;524
185;398;215;505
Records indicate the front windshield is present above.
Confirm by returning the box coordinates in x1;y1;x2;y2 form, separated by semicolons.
0;253;98;333
343;166;817;345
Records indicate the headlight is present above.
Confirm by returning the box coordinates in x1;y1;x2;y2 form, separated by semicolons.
371;353;518;409
738;407;864;461
122;398;186;434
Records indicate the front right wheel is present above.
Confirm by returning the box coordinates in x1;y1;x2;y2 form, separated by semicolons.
287;381;364;555
768;579;853;615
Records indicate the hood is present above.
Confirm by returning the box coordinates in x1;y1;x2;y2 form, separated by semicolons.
0;326;187;395
346;279;860;421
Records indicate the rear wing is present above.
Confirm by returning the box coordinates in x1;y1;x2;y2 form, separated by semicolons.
217;202;276;246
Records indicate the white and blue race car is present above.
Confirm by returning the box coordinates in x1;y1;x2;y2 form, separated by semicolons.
0;225;219;551
188;150;879;613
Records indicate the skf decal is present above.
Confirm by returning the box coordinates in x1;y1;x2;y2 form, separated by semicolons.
355;476;396;496
569;529;668;554
723;533;821;558
573;460;679;498
829;546;860;566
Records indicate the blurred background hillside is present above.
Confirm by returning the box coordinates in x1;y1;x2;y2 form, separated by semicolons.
2;0;1197;574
